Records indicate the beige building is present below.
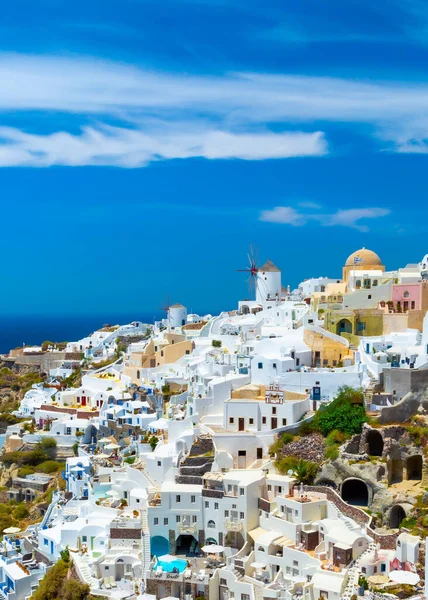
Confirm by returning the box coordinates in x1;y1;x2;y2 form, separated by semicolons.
123;333;194;384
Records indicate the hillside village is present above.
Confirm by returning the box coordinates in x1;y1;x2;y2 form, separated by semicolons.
0;247;428;600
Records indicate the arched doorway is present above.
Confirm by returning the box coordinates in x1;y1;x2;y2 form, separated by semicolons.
406;455;422;480
388;459;403;484
389;505;406;529
367;430;384;457
336;319;353;335
176;534;198;556
341;478;369;506
150;536;169;557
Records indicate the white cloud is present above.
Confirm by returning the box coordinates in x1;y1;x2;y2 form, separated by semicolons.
0;126;326;167
259;205;390;231
0;53;428;166
259;206;307;226
328;208;390;231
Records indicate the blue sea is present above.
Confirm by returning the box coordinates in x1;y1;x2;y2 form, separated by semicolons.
0;313;163;354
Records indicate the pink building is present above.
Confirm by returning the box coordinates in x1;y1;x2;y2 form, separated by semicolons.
392;283;422;312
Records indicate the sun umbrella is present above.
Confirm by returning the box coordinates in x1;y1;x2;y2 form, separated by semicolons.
158;554;176;563
201;544;224;553
389;570;420;585
368;574;389;585
251;562;266;570
3;527;21;534
105;443;121;450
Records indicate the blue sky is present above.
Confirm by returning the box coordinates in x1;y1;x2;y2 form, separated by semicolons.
1;0;428;316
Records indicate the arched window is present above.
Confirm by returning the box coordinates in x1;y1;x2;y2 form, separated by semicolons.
355;280;361;289
207;520;216;528
403;291;409;298
258;546;265;552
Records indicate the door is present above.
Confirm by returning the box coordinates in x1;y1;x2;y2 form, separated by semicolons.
81;396;87;406
238;450;246;468
257;447;263;460
238;418;245;431
271;417;277;429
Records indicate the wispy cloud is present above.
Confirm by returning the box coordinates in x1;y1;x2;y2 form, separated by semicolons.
259;205;390;232
1;54;428;166
0;125;326;167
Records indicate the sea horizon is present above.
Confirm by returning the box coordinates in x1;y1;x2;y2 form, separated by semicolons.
0;313;161;355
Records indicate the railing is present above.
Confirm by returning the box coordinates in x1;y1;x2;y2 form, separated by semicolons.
177;522;198;534
224;518;243;532
202;488;224;499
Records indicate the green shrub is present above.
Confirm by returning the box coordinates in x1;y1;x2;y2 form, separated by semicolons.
124;456;136;464
37;461;65;474
324;445;339;460
211;340;222;348
325;429;346;446
13;504;29;519
18;465;36;477
40;437;57;459
313;386;366;436
149;436;158;452
281;433;294;445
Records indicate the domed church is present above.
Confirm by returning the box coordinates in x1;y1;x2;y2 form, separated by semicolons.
342;247;385;283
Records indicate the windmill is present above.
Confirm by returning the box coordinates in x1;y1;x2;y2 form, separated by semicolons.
237;245;260;300
159;296;172;331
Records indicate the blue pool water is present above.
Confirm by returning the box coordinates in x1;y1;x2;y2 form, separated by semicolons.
158;558;187;573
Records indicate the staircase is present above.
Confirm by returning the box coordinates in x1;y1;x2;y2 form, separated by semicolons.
41;490;62;529
242;576;265;600
141;509;151;572
175;436;214;485
72;552;99;588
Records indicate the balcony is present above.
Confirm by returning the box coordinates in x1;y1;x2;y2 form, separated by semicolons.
177;521;198;534
202;488;224;499
224;518;243;532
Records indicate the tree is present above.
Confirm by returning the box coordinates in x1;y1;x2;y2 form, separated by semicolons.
314;386;366;437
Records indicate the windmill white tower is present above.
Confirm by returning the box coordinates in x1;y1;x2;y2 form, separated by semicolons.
256;259;282;304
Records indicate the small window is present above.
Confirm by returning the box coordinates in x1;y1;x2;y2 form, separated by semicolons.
282;418;287;426
164;518;168;525
272;363;277;369
240;488;244;496
240;512;244;519
267;485;272;491
272;407;277;415
176;515;180;523
192;515;197;523
214;502;219;510
205;501;209;508
249;418;254;425
154;517;158;525
229;417;234;424
224;510;229;517
176;495;181;503
191;495;196;503
262;416;266;424
220;578;227;586
185;350;190;354
82;536;87;543
157;461;161;466
258;362;263;369
368;294;372;299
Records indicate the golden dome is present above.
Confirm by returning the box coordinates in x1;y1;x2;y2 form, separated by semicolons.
345;247;383;267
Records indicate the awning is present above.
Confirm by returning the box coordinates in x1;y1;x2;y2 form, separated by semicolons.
276;536;293;547
248;527;268;542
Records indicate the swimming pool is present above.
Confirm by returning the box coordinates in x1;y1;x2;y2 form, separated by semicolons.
157;558;187;573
